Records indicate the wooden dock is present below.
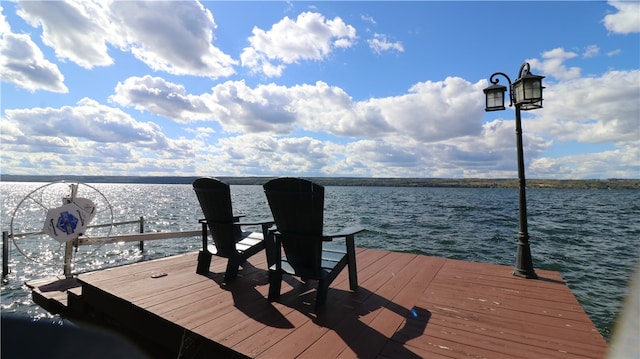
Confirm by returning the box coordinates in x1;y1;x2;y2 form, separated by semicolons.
29;248;608;358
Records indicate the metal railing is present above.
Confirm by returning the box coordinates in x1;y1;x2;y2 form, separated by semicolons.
2;216;200;278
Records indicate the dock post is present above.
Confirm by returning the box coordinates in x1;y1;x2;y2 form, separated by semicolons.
2;231;9;279
138;216;144;252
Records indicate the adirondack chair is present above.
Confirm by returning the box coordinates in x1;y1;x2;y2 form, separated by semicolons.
263;177;364;309
193;177;273;283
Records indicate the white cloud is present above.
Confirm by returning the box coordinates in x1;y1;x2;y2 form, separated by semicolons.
110;75;215;122
203;80;299;134
531;70;640;146
367;33;404;54
4;98;169;147
528;48;581;81
2;0;638;182
1;98;203;175
607;49;622;57
531;145;639;179
15;0;236;78
361;14;376;25
240;11;357;77
1;4;67;93
604;1;640;34
0;5;11;35
3;71;501;177
372;77;485;142
583;45;600;58
113;75;486;145
17;0;117;69
109;1;236;78
2;61;636;178
0;32;68;93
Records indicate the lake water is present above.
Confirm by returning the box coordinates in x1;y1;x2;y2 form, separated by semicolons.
1;182;639;342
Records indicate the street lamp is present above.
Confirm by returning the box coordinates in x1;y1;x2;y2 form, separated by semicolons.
484;62;544;279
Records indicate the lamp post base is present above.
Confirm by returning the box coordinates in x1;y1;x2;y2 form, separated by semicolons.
514;236;538;279
513;268;538;279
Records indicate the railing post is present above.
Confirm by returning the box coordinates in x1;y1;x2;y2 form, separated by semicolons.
2;231;9;279
63;241;73;277
138;216;144;252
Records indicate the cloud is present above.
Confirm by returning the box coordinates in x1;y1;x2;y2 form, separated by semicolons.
113;75;485;145
0;5;11;34
501;46;640;179
240;11;357;77
604;1;640;34
0;32;68;93
582;45;600;58
531;144;639;179
2;0;638;182
110;75;214;122
4;98;169;147
15;0;236;78
1;98;203;175
372;77;485;142
17;0;117;68
528;48;581;81
531;69;640;146
0;5;67;93
361;14;376;25
367;33;404;54
109;1;236;78
607;49;622;57
2;60;635;178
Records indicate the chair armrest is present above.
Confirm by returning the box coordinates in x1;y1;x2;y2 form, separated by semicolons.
199;218;274;227
235;219;275;227
269;226;364;241
323;225;365;240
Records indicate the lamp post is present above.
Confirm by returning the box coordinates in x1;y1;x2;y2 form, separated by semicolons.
483;62;544;279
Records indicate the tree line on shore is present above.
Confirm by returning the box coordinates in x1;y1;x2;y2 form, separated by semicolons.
1;175;638;189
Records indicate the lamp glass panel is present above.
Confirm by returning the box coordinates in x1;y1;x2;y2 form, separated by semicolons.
487;91;504;109
524;80;542;101
513;82;524;103
520;100;543;111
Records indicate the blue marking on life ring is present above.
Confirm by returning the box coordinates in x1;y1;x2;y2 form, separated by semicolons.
56;211;78;235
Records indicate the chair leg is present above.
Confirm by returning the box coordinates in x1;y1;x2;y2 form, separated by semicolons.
268;271;282;301
196;250;212;275
223;258;241;283
316;279;329;309
347;260;358;291
346;234;358;291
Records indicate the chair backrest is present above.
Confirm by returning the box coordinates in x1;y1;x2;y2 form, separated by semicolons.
264;178;324;275
193;177;236;256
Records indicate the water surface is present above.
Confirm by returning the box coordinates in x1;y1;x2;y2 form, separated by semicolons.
1;182;638;341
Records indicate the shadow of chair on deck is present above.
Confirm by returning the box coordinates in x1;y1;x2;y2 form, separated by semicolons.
269;279;431;358
202;261;431;359
204;255;428;358
204;260;295;330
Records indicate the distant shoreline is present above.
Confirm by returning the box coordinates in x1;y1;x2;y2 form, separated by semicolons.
1;175;638;189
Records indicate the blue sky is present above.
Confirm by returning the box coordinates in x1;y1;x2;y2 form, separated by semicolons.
1;1;638;179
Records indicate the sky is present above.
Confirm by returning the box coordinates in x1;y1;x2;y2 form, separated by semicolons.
1;1;639;179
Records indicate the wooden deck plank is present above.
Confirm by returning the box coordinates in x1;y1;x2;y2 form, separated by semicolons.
27;275;82;315
301;254;445;358
205;249;415;358
64;248;608;358
233;308;310;358
423;299;605;353
338;255;446;358
416;260;608;359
